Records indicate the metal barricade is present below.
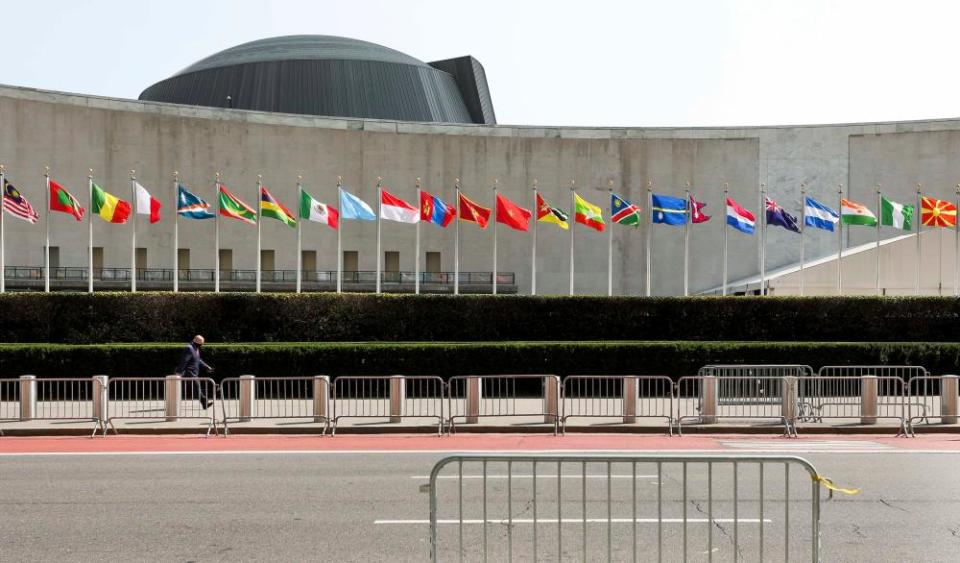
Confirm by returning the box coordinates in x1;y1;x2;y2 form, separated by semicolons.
428;454;823;563
797;375;908;434
447;375;560;434
906;375;960;435
219;375;330;435
560;375;674;435
676;376;798;436
0;378;19;435
331;376;445;435
105;376;217;436
0;376;105;437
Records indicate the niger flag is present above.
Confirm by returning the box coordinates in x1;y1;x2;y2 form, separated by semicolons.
457;191;491;228
495;193;531;231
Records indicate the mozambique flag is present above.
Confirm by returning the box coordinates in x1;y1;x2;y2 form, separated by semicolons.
574;192;605;231
611;193;641;226
49;179;85;221
219;185;256;224
920;196;957;228
260;186;296;228
457;191;491;228
91;182;131;224
536;192;568;229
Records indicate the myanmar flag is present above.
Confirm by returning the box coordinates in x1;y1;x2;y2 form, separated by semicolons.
219;185;256;224
458;191;491;228
574;192;605;231
536;192;569;229
49;179;85;221
260;186;296;228
91;182;131;224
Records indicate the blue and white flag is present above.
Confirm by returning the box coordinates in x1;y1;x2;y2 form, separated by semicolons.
804;196;839;232
339;189;376;221
177;184;215;219
765;197;801;233
651;193;687;226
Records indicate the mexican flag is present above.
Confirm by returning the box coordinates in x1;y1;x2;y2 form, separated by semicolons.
840;198;877;226
218;185;256;224
49;179;85;221
880;195;913;230
300;188;338;229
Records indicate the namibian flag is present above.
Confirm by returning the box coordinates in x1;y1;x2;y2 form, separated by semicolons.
91;182;131;224
611;193;641;226
260;186;296;228
219;184;256;225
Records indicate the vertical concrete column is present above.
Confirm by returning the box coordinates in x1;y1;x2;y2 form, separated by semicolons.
543;376;560;424
622;377;638;424
165;375;181;422
781;376;798;422
465;377;482;424
19;375;37;421
389;376;405;423
313;376;330;422
861;375;878;425
941;375;959;424
239;375;256;422
700;375;718;424
92;375;109;424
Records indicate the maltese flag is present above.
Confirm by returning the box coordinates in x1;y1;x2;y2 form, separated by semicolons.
380;188;419;223
725;196;755;234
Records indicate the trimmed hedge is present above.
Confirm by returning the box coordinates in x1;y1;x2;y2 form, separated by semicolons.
1;292;960;343
1;341;957;380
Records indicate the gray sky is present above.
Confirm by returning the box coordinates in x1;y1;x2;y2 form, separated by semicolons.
2;0;958;127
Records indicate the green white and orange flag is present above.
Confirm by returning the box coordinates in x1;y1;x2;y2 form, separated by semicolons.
49;179;84;221
573;192;605;231
218;184;256;224
840;198;877;226
90;182;131;224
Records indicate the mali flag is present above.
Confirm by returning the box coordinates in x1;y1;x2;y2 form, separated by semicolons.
91;182;131;224
49;179;85;221
260;186;296;228
457;191;491;228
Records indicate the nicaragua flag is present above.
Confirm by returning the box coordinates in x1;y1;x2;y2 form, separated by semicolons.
725;196;755;234
339;188;376;221
651;193;687;226
804;196;840;232
177;184;215;219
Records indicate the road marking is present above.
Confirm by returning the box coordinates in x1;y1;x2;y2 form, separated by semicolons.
411;474;658;480
721;440;893;452
376;518;773;525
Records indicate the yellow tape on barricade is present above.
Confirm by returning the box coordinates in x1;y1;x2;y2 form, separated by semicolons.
812;474;861;495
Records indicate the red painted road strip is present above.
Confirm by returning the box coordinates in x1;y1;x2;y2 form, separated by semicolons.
0;434;959;454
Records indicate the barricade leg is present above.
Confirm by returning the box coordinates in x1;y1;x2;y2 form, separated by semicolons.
19;375;36;421
700;375;717;424
239;375;255;422
389;377;405;423
92;375;108;437
544;377;559;431
165;375;182;422
861;375;878;425
465;377;481;425
622;378;637;424
941;375;959;425
781;376;798;437
313;376;329;432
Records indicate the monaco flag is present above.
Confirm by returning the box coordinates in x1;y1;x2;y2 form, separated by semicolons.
135;182;161;223
380;188;419;223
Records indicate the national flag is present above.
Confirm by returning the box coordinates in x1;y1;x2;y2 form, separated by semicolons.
651;193;687;226
90;182;132;224
458;191;491;228
177;184;215;219
380;189;419;224
803;197;839;231
339;189;376;221
573;192;604;231
536;192;568;229
920;196;957;228
419;190;455;227
610;193;641;226
2;179;39;223
260;186;297;228
218;185;256;225
134;182;161;224
725;197;755;234
764;197;800;233
299;189;338;229
840;198;877;226
49;179;84;221
880;195;913;231
690;195;710;224
495;193;531;231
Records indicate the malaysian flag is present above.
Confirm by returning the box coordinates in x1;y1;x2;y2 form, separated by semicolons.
3;179;40;223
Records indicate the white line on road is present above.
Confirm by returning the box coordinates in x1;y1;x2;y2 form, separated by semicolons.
376;518;773;525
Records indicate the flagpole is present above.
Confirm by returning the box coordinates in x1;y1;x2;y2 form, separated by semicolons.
376;176;383;295
130;170;137;293
215;172;221;294
531;179;538;296
875;184;881;296
645;181;652;297
336;176;343;294
837;183;843;296
916;183;922;296
759;183;766;296
256;174;262;294
799;184;806;296
173;171;179;293
44;167;50;293
569;180;575;296
296;177;303;294
684;182;690;297
492;178;498;296
87;169;93;294
454;178;461;296
414;178;421;296
607;180;614;297
955;184;959;297
0;165;5;294
723;183;729;297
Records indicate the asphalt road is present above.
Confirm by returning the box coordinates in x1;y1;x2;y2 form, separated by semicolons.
1;448;958;562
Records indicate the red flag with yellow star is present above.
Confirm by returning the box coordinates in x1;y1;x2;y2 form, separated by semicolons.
920;196;957;227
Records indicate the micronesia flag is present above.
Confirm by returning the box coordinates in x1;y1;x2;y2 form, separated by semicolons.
765;197;801;233
725;196;755;234
339;189;376;221
651;193;687;225
804;196;840;232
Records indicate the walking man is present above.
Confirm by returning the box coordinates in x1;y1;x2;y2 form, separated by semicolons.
176;335;214;409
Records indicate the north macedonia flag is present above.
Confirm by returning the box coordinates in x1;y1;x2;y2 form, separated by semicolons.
920;196;957;228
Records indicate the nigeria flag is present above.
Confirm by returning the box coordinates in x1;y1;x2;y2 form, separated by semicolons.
880;195;914;231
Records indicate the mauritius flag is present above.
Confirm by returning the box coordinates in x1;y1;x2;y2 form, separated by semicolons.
260;186;296;228
420;190;455;227
219;185;256;224
49;179;84;221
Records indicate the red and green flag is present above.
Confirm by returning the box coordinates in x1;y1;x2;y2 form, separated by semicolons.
574;192;605;231
49;179;84;221
218;185;256;224
91;182;131;224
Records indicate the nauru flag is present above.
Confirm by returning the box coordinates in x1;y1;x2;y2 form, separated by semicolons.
380;188;419;223
135;182;161;223
725;196;755;234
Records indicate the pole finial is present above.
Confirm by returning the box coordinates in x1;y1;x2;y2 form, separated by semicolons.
257;174;262;182
44;165;50;176
647;180;653;188
130;169;135;177
337;175;342;183
297;174;302;182
608;179;614;187
686;180;691;188
88;168;93;178
173;170;179;179
533;178;538;188
0;164;5;173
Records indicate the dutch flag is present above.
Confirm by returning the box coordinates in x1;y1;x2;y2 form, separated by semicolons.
725;197;755;234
